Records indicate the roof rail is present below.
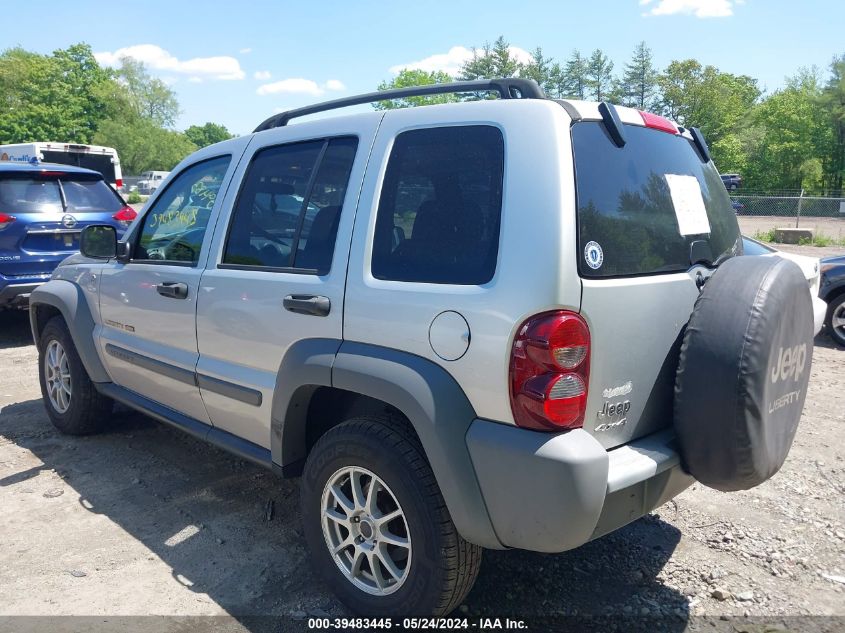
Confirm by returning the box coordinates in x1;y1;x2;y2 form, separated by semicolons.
253;78;546;132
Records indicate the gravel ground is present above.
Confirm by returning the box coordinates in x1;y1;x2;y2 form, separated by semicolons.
738;216;845;242
1;264;844;630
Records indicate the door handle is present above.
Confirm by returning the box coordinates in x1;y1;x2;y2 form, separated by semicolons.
283;294;330;316
155;282;189;299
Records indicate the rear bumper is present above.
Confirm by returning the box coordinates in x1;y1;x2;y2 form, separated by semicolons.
0;277;49;307
812;295;826;336
466;422;693;553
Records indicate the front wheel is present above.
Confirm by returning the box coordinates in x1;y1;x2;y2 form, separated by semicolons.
826;294;845;347
38;316;113;435
301;415;482;616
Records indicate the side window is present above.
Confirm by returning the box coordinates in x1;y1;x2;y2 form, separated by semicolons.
135;156;230;265
222;137;358;274
371;126;504;285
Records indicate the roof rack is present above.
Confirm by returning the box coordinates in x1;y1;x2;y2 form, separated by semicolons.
253;78;546;132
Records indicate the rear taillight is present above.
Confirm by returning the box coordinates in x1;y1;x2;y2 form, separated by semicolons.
112;206;137;226
115;178;123;189
509;311;590;432
0;212;16;230
639;110;678;135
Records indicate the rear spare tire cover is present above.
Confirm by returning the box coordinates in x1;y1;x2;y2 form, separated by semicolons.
674;256;813;492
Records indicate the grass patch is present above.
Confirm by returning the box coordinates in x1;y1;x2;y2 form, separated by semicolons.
753;228;845;247
753;228;778;243
798;234;845;247
126;190;143;204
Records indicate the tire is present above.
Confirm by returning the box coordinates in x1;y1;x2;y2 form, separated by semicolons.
301;415;482;616
826;293;845;348
38;316;113;435
674;256;814;492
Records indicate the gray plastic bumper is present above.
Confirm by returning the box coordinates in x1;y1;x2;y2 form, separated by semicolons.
466;422;693;553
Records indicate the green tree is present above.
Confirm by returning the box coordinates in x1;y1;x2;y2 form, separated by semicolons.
546;62;566;98
0;44;114;143
374;69;457;109
820;55;845;194
561;50;588;99
114;57;180;128
742;73;833;192
94;117;196;174
522;47;552;93
459;36;523;81
657;59;759;172
585;49;614;101
620;42;659;109
184;122;234;148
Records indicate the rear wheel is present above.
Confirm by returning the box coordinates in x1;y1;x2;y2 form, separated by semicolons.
38;316;113;435
301;415;482;616
826;294;845;347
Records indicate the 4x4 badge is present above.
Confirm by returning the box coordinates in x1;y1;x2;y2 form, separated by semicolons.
584;241;603;269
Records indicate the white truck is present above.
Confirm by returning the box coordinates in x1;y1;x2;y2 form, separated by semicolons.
0;142;123;191
136;170;170;195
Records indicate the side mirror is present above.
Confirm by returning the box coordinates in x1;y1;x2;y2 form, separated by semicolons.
80;225;117;259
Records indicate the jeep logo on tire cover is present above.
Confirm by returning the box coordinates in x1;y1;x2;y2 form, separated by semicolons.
771;344;807;384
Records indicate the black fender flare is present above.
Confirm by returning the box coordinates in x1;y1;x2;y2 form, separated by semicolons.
270;339;502;549
29;280;111;383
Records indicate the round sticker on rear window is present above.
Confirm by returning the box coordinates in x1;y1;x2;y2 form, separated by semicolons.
584;241;604;269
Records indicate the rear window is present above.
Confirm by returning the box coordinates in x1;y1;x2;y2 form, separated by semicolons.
371;125;504;285
573;122;741;278
0;177;63;213
0;174;123;214
62;178;123;213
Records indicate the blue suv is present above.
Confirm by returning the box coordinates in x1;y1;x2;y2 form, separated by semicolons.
0;162;136;308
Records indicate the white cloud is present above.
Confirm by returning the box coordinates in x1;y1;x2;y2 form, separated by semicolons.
639;0;740;18
254;70;272;80
257;78;347;97
239;47;252;54
389;45;534;77
187;76;203;84
257;78;324;96
95;44;245;80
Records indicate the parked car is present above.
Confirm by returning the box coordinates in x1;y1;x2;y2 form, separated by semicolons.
0;162;136;309
136;170;170;195
819;254;845;347
731;199;745;214
741;236;826;335
29;80;814;616
721;172;742;190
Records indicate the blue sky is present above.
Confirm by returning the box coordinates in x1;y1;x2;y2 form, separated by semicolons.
3;0;844;135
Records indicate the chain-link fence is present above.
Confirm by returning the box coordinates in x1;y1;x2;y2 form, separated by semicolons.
731;191;845;241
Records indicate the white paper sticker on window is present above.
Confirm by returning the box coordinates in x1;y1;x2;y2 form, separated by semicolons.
665;174;711;236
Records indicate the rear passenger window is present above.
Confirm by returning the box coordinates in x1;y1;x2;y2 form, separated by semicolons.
371;126;504;285
222;137;358;274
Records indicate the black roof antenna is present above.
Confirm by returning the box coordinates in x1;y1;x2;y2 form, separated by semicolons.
598;102;626;148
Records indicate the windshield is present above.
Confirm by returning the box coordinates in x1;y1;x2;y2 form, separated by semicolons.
572;122;742;278
742;236;777;256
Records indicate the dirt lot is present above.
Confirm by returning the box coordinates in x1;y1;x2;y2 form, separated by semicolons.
1;256;844;630
738;215;845;242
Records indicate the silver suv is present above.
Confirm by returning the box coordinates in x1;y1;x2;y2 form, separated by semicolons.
28;79;814;616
